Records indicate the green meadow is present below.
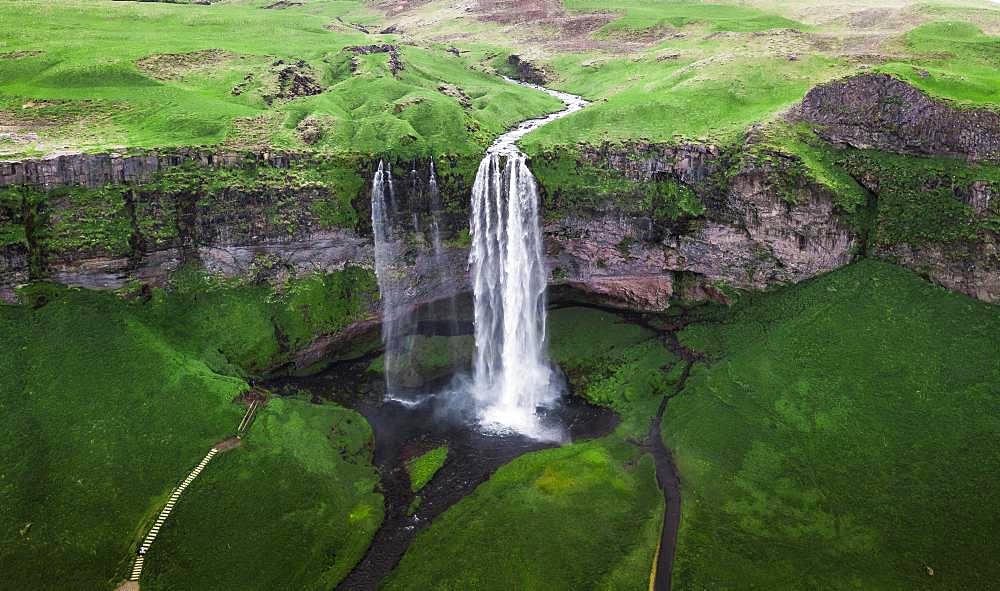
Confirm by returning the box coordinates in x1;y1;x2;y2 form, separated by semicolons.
666;260;1000;589
0;0;560;158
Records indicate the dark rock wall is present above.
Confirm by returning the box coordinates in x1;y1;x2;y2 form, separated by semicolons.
792;73;1000;163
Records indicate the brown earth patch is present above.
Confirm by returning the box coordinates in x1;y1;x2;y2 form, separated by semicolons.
135;49;241;81
0;50;43;60
263;1;303;8
374;0;434;18
295;114;335;145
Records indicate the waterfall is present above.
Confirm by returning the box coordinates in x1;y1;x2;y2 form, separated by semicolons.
428;162;461;345
469;151;558;437
371;160;411;397
464;79;586;437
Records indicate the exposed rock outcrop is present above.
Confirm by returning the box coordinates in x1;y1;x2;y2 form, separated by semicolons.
545;156;858;310
266;59;324;103
344;44;404;77
507;54;548;85
0;150;299;189
876;235;999;303
791;73;1000;163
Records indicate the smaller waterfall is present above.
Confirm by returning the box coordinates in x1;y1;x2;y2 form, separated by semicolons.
371;160;412;397
428;162;462;345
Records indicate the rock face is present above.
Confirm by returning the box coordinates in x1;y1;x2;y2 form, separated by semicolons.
876;236;999;303
0;150;298;189
792;73;1000;163
545;157;858;310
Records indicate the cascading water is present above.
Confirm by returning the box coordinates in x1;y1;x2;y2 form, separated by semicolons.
469;151;556;437
371;160;412;398
467;81;588;438
428;163;462;346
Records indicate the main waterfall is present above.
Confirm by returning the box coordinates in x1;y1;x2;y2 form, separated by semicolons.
468;81;588;438
469;152;555;436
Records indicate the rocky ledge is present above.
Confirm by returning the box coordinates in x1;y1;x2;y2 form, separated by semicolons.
791;73;1000;163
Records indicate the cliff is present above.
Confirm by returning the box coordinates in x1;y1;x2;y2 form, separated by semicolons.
1;73;997;318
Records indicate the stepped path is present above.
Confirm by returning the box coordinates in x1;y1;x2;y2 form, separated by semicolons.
129;447;219;582
123;399;260;587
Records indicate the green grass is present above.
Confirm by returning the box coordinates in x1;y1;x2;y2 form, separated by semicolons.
384;437;662;591
0;274;379;589
0;0;562;158
141;397;383;591
752;122;869;213
549;306;681;437
879;22;1000;106
665;260;1000;589
838;150;1000;247
140;265;377;374
522;53;849;151
0;285;245;590
406;445;448;492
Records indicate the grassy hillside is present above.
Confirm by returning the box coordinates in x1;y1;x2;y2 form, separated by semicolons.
0;0;561;158
665;260;1000;589
0;274;381;590
879;21;1000;105
2;1;998;158
141;397;382;591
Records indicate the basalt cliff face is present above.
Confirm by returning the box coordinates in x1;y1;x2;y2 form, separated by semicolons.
1;74;997;318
